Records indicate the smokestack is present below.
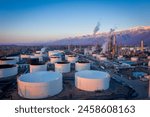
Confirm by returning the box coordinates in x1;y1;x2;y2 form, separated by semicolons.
93;22;100;35
140;40;144;52
112;34;117;57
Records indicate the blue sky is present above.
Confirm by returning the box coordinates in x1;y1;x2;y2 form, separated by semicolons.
0;0;150;43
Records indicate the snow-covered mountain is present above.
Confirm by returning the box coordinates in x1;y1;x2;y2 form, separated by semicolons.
47;26;150;46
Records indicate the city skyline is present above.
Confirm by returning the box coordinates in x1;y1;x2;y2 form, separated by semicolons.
0;0;150;43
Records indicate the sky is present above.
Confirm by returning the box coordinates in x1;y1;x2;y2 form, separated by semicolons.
0;0;150;43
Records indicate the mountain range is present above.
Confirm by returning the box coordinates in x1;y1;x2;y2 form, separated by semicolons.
47;26;150;46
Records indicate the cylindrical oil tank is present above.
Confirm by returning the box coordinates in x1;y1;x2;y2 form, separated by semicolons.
92;53;97;58
75;70;110;91
65;54;70;60
0;64;18;79
30;55;43;62
48;51;62;57
131;57;138;62
28;57;39;64
50;56;62;63
17;71;63;99
0;58;17;65
7;56;20;62
20;54;31;60
117;55;125;61
75;61;90;71
36;51;41;54
55;61;70;73
67;55;78;63
48;51;57;57
30;63;47;73
34;53;43;62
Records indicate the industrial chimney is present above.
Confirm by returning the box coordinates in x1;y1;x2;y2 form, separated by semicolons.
140;40;144;52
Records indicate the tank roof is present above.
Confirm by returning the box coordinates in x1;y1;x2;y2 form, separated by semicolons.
76;70;110;79
0;64;16;69
51;56;60;58
19;71;62;83
30;62;45;65
56;61;69;64
0;58;14;61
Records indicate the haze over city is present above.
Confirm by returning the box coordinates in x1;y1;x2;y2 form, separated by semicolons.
0;0;150;44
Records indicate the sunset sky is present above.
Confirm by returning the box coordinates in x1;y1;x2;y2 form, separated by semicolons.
0;0;150;43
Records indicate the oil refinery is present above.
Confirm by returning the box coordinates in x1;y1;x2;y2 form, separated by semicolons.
0;37;150;100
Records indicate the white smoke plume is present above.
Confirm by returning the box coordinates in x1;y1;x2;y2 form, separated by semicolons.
101;28;116;53
93;22;100;35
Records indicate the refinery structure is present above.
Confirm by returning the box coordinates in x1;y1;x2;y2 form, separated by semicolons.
0;27;150;100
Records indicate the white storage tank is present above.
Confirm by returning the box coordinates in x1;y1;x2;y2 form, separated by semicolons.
28;57;39;65
75;61;90;71
131;57;138;62
55;61;70;73
117;55;125;61
20;54;31;60
50;56;62;63
30;63;47;73
0;64;18;79
30;55;39;59
17;71;63;99
67;55;78;63
7;56;20;63
30;55;43;62
0;58;17;65
65;54;70;60
75;70;110;91
92;53;97;58
34;53;42;57
36;51;41;54
34;54;43;62
48;51;57;57
48;50;63;57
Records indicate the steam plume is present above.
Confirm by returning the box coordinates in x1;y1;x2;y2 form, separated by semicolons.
93;22;100;35
101;28;116;53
